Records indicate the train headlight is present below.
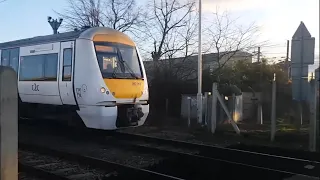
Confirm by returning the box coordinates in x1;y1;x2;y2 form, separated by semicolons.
100;87;106;93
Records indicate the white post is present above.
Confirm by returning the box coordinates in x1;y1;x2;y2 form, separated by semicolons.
187;97;191;127
309;78;317;152
204;92;209;125
211;83;218;133
197;0;203;124
271;73;277;142
0;67;18;180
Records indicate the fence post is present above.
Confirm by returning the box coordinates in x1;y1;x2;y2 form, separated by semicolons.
219;94;224;123
211;83;218;133
204;92;210;126
165;98;169;117
257;103;263;124
232;93;236;121
187;97;191;127
271;73;277;142
0;67;18;180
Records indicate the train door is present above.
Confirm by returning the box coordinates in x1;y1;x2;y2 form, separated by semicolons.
19;43;62;105
59;41;76;105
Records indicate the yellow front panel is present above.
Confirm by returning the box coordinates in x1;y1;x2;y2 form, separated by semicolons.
94;34;135;47
104;79;144;99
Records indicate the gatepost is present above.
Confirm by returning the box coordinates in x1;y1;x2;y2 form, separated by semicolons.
0;66;18;180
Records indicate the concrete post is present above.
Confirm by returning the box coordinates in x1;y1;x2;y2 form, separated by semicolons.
0;67;18;180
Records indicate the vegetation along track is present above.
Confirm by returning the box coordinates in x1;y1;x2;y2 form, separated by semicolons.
20;122;319;180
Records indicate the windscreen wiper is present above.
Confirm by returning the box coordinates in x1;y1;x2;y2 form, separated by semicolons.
116;48;140;79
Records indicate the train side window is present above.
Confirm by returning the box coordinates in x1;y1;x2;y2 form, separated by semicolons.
62;48;72;81
9;48;19;73
1;49;9;66
44;53;58;81
19;55;45;81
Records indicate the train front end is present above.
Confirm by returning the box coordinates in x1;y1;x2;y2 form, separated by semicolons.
74;27;149;130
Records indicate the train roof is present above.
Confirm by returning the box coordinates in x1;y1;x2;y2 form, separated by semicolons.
0;27;134;49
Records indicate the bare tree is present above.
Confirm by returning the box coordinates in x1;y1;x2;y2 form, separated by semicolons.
138;0;196;62
142;0;199;81
204;9;265;80
55;0;142;33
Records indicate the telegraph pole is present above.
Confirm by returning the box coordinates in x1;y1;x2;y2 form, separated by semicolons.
47;16;63;34
197;0;203;124
286;40;290;80
257;47;261;62
258;47;263;90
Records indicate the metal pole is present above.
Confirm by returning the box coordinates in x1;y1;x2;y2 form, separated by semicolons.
271;73;277;142
197;0;203;124
286;40;290;80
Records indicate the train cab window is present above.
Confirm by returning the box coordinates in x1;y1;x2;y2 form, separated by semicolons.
1;49;10;66
94;44;143;79
62;48;72;81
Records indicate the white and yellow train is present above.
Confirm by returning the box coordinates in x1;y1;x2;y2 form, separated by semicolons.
0;27;149;130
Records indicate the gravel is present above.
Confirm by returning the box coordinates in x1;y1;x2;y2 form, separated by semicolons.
125;129;238;147
20;132;164;168
19;172;45;180
19;149;115;180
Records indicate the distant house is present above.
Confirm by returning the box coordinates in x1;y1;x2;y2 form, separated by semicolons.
143;51;253;81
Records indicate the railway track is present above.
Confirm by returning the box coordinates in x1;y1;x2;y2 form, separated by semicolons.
19;142;182;180
111;131;320;177
19;121;320;179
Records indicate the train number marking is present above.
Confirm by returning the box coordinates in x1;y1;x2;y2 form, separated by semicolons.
76;88;82;98
132;82;141;86
31;83;39;91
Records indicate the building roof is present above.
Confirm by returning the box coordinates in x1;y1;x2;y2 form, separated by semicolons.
144;51;253;65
